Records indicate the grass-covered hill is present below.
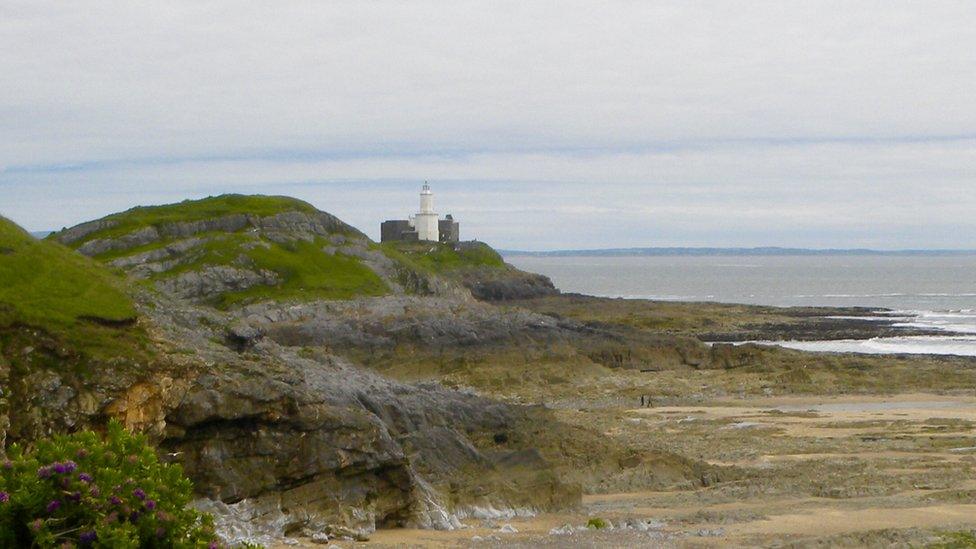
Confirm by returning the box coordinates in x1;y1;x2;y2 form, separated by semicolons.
0;216;150;366
50;195;395;307
51;194;554;307
1;216;135;327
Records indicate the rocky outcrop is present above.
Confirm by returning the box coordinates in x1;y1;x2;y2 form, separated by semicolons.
127;294;579;539
56;211;364;258
51;218;118;246
462;268;560;301
241;296;567;352
155;266;281;301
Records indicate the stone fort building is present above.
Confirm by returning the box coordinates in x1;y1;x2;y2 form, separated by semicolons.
381;183;459;243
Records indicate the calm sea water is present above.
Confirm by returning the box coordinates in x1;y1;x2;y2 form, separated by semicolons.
505;255;976;356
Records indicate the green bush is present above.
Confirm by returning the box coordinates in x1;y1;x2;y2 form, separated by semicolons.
932;531;976;548
587;517;609;529
0;421;220;548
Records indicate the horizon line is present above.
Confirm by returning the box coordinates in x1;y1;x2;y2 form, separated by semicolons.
500;246;976;257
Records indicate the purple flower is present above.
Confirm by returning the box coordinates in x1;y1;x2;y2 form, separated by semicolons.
46;499;61;513
208;542;219;549
67;491;82;503
133;488;146;500
0;491;9;503
37;466;53;479
109;495;122;505
78;472;93;483
63;461;77;473
31;518;43;532
89;485;100;497
145;499;156;510
129;511;141;522
79;531;97;545
53;462;68;474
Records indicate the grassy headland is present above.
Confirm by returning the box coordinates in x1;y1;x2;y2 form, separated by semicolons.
0;216;151;370
55;194;321;245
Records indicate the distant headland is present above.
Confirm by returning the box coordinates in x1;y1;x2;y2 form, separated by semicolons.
500;247;976;257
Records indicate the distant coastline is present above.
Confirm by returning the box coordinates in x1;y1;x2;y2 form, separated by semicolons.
500;247;976;257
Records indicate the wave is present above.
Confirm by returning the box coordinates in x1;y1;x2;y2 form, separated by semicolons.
789;293;976;299
758;336;976;357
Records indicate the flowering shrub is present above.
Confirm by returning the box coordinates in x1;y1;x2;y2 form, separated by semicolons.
0;420;220;548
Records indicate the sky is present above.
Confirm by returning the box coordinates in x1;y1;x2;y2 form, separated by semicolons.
1;1;975;250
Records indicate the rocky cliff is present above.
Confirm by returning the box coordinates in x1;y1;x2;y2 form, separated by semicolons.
1;196;714;543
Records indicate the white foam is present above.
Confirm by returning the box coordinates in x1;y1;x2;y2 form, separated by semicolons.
759;336;976;357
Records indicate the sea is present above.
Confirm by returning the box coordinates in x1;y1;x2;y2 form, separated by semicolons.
504;254;976;357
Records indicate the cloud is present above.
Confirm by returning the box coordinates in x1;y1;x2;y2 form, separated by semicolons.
1;1;975;248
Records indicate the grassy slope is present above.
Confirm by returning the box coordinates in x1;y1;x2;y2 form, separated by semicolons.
215;238;389;307
60;194;320;245
54;195;392;307
381;241;505;274
0;216;150;367
0;217;135;326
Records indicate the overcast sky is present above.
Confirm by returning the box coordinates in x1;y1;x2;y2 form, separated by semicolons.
2;1;975;249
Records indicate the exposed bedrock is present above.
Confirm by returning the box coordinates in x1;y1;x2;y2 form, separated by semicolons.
59;211;364;258
460;268;560;301
242;295;753;371
131;297;580;539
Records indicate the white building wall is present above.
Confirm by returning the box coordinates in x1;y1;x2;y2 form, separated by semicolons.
415;212;439;241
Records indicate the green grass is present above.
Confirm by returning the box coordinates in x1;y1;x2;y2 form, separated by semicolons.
0;217;136;327
932;531;976;548
57;194;320;245
214;238;389;307
0;216;151;371
381;241;505;274
134;231;389;306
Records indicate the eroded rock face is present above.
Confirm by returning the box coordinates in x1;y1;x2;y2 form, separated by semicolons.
242;296;567;352
129;295;579;538
57;212;362;258
156;266;281;300
461;269;560;301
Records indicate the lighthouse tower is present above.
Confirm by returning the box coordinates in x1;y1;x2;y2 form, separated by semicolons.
414;182;439;242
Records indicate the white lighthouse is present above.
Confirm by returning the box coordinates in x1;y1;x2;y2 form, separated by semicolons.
380;183;460;243
414;182;439;242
